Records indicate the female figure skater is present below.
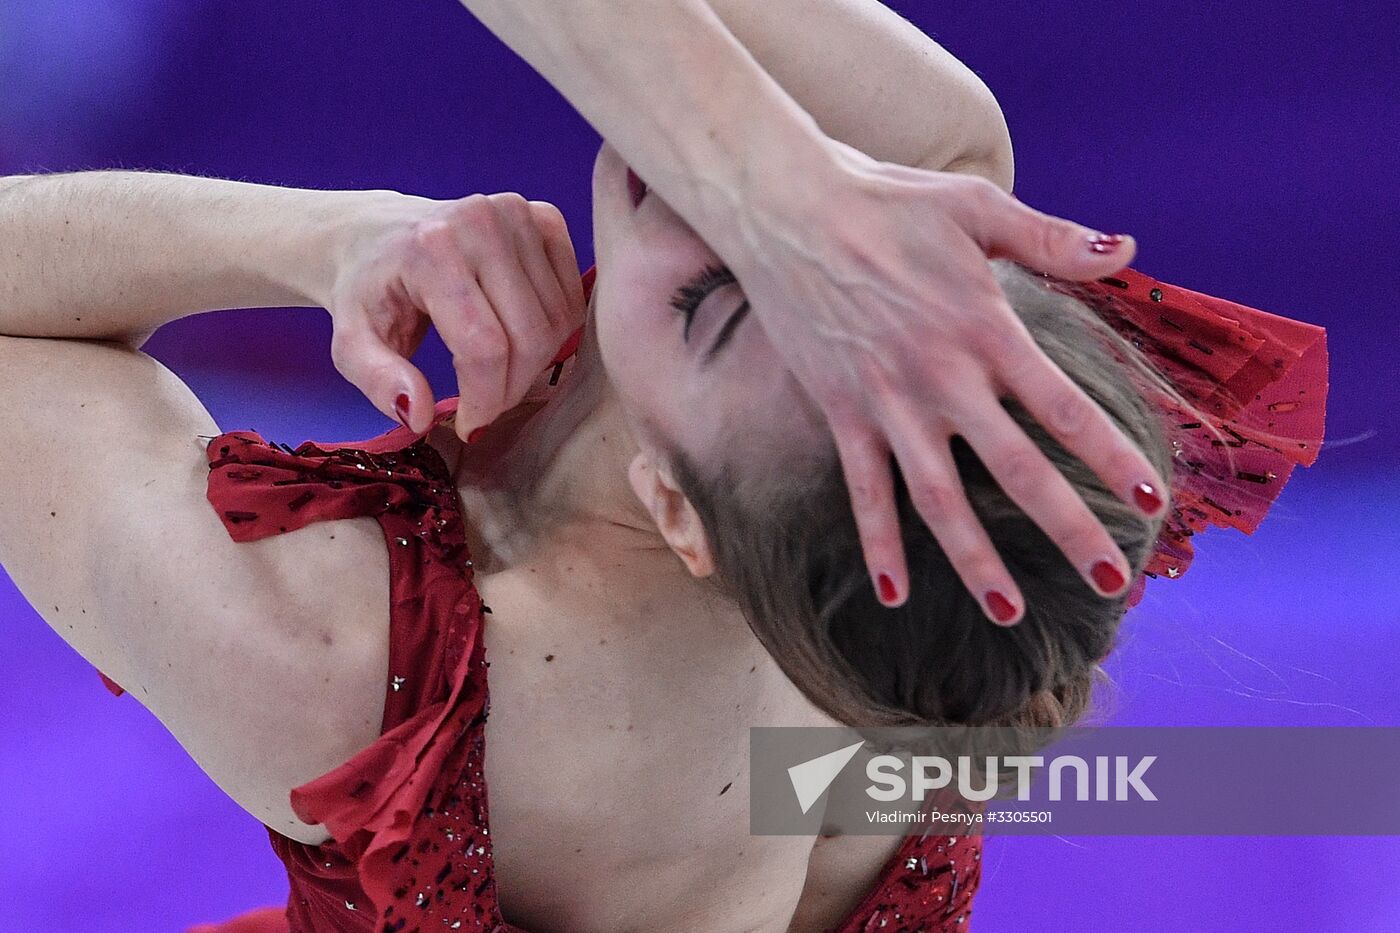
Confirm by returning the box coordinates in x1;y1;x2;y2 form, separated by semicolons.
0;2;1326;932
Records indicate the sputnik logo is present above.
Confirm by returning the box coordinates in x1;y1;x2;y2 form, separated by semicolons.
787;740;866;814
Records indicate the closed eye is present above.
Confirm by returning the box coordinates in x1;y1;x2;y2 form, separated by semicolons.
669;262;750;364
703;300;750;365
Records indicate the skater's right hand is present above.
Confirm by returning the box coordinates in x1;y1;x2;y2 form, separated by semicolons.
319;190;587;442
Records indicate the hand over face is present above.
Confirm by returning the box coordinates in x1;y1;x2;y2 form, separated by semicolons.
321;191;586;444
727;139;1168;625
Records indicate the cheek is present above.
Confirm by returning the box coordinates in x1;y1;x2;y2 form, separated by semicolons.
697;334;826;459
666;324;827;468
594;270;678;389
592;235;717;438
591;267;694;449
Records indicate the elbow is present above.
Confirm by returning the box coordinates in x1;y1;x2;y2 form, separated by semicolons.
944;141;1014;194
946;98;1015;194
979;108;1015;193
918;88;1016;194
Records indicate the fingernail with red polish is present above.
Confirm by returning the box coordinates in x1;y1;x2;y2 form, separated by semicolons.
1133;481;1163;515
394;392;411;429
877;572;899;605
1090;560;1127;595
985;590;1018;624
467;426;487;444
1088;233;1126;254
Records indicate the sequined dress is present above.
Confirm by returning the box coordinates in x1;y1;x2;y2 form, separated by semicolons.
94;265;1326;933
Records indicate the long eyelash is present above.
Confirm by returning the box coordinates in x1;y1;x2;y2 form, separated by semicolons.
669;263;737;319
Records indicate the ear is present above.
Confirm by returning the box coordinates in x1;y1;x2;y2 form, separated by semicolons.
626;450;715;578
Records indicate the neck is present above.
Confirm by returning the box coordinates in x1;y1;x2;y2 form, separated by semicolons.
458;310;668;567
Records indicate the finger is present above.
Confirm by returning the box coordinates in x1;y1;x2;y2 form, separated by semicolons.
997;340;1169;521
956;177;1138;281
506;205;572;336
829;415;909;609
954;393;1134;598
475;243;556;405
425;274;513;442
328;311;436;432
880;396;1025;626
407;217;524;441
400;240;511;439
529;200;587;327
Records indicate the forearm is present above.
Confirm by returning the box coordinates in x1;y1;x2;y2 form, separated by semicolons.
0;172;355;343
457;0;834;262
705;0;1013;185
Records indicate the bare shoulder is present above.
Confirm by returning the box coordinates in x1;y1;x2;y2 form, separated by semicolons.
0;336;390;845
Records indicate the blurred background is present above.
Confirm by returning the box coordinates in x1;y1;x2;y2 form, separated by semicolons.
2;1;1397;930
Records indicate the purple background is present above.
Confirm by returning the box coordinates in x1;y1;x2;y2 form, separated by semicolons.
3;1;1398;930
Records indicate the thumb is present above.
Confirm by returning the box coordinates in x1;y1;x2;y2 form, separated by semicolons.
979;192;1137;280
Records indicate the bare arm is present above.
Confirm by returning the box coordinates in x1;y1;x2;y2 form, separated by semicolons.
0;177;586;844
703;0;1013;185
0;172;365;343
0;0;1007;348
0;334;390;844
452;0;901;260
452;0;1008;265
